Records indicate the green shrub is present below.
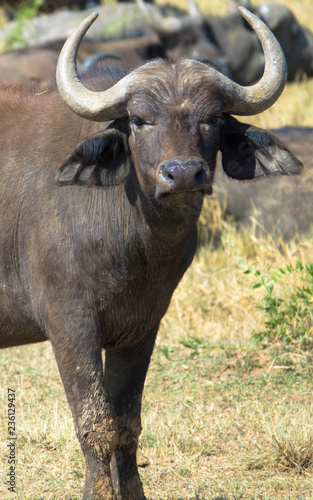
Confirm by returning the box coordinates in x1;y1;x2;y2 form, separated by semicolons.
245;261;313;344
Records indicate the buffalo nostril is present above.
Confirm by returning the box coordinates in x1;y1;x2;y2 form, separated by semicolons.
195;167;206;184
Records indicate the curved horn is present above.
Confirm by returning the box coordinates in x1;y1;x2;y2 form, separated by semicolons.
56;12;140;121
213;7;287;115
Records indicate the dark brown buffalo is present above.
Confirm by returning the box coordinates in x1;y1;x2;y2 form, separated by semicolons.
134;0;226;64
230;1;313;81
140;0;313;84
214;126;313;240
0;9;302;500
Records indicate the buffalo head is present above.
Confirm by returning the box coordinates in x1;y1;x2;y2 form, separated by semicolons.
56;9;302;217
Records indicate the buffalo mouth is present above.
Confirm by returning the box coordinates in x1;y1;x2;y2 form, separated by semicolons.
155;158;213;201
155;184;212;201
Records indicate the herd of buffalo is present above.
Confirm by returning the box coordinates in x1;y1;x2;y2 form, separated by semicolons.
0;1;312;499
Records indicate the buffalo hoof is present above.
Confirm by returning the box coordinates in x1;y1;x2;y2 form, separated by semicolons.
110;450;146;500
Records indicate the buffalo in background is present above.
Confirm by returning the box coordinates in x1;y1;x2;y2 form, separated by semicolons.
230;0;313;81
134;0;313;84
1;0;313;85
0;0;228;85
214;126;313;241
0;37;167;85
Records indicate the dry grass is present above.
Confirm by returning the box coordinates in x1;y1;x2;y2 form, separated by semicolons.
248;78;313;130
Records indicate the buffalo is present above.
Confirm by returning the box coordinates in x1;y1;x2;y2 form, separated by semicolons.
0;8;302;500
230;0;313;81
139;0;313;84
134;0;226;65
214;126;313;240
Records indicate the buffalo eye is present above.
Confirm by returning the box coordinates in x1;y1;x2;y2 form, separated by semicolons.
131;116;145;128
210;116;219;126
130;116;155;135
200;115;222;132
130;116;155;130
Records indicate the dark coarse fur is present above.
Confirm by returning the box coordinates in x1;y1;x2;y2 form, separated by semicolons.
0;59;302;499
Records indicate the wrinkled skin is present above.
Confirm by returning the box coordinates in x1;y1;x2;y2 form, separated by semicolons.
0;60;302;499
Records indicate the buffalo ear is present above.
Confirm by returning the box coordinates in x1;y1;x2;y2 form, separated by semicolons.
55;127;131;186
220;116;303;180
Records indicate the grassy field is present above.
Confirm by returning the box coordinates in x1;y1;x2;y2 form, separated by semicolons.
1;0;313;499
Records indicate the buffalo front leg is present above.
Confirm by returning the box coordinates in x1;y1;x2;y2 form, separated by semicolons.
104;330;158;500
46;311;119;500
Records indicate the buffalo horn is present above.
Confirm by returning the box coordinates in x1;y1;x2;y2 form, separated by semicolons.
56;12;138;121
213;7;287;116
56;8;286;122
